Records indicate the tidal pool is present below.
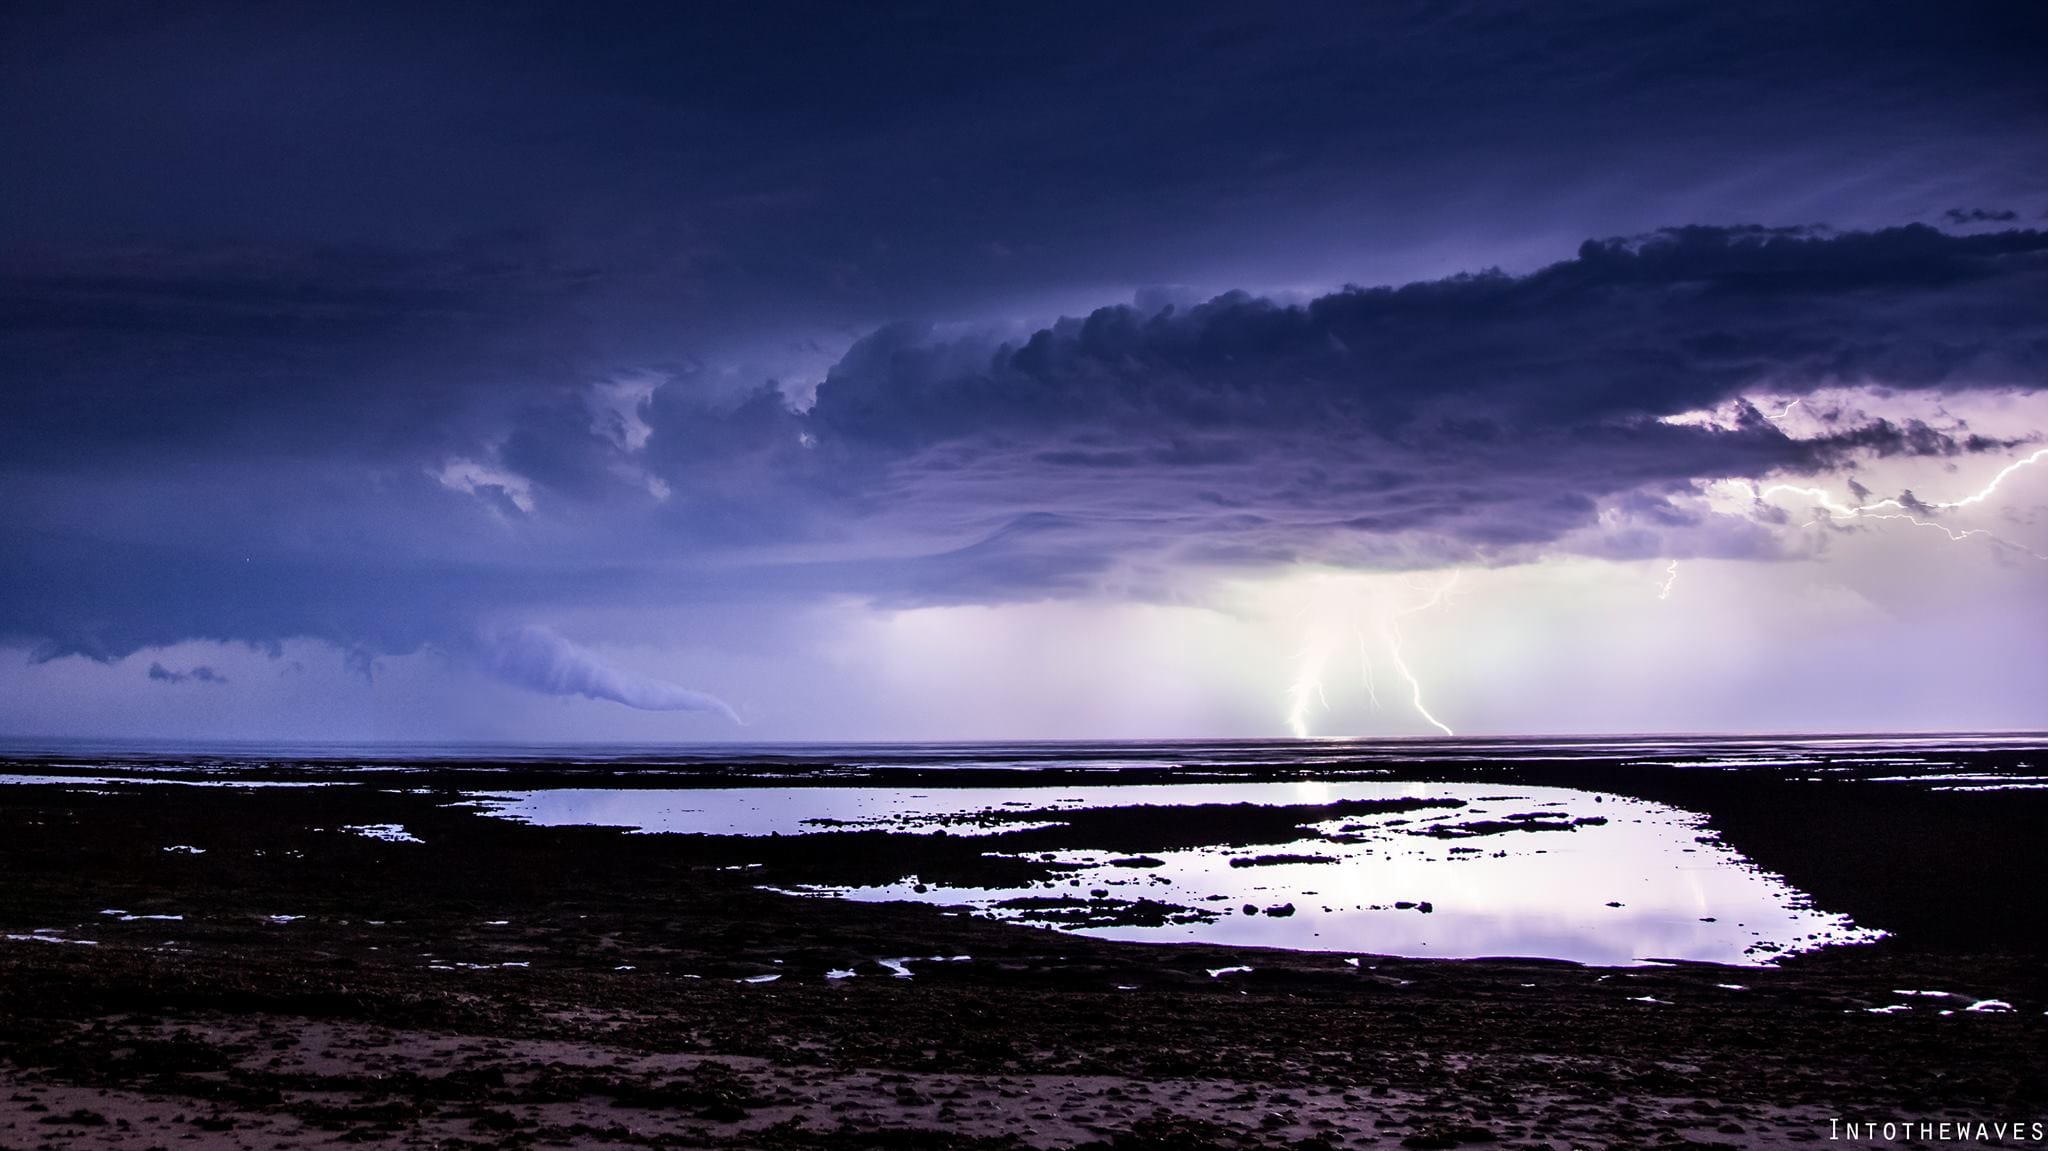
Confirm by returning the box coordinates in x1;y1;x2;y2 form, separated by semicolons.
470;780;1884;967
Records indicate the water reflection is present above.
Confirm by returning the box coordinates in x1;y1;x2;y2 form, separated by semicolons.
473;780;1884;966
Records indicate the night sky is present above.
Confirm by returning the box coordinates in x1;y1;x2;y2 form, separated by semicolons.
4;2;2046;741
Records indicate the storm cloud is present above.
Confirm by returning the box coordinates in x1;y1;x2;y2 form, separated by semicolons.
2;4;2045;738
3;225;2045;663
746;225;2048;584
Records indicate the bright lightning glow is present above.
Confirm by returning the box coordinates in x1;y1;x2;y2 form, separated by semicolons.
1754;446;2048;516
1277;571;1462;738
1660;394;1806;431
1284;638;1332;739
1355;626;1381;710
1854;512;2047;560
1384;572;1461;738
1859;513;1993;543
1739;446;2048;560
1932;446;2048;511
1657;559;1679;600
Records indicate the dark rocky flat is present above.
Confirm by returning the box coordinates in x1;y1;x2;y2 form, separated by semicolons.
1;752;2044;1149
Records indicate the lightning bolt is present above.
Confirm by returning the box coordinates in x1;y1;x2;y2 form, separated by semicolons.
1383;571;1460;738
1928;446;2048;511
1280;572;1459;738
1762;398;1802;422
1355;626;1381;711
1656;559;1679;600
1742;447;2048;560
1284;638;1331;739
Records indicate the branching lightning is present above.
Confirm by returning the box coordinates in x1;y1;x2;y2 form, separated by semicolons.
1272;434;2042;742
1355;626;1381;711
1741;446;2048;561
1928;446;2048;511
1283;643;1331;739
1281;571;1461;739
1383;572;1461;738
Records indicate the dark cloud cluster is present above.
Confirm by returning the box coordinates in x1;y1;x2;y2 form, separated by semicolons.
5;224;2046;664
0;236;596;465
146;662;227;686
644;224;2048;588
1946;208;2023;225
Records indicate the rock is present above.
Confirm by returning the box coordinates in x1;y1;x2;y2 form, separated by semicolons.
1229;853;1338;868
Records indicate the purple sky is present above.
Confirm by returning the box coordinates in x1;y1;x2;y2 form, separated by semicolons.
3;2;2045;741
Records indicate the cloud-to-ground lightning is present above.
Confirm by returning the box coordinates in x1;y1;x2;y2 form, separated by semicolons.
1657;559;1680;600
1355;626;1381;711
1283;597;1332;739
1280;572;1460;738
1383;572;1462;738
1283;642;1332;739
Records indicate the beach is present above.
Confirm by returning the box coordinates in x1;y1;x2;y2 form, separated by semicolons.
2;741;2044;1149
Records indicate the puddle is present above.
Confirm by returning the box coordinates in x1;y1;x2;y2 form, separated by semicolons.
468;780;1447;837
3;932;97;946
877;955;970;979
342;823;424;844
476;780;1884;967
1869;773;2048;793
1859;997;2015;1016
790;784;1886;966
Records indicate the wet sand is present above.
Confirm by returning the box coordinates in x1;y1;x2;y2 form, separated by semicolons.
2;750;2044;1149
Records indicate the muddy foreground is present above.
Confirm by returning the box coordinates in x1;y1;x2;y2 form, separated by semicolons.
1;754;2043;1149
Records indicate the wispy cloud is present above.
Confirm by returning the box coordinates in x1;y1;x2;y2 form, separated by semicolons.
484;626;739;724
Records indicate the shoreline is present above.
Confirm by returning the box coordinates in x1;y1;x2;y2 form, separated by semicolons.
2;756;2044;1148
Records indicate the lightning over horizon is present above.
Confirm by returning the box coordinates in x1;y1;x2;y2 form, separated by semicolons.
1281;572;1463;740
3;1;2046;743
1737;445;2048;561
